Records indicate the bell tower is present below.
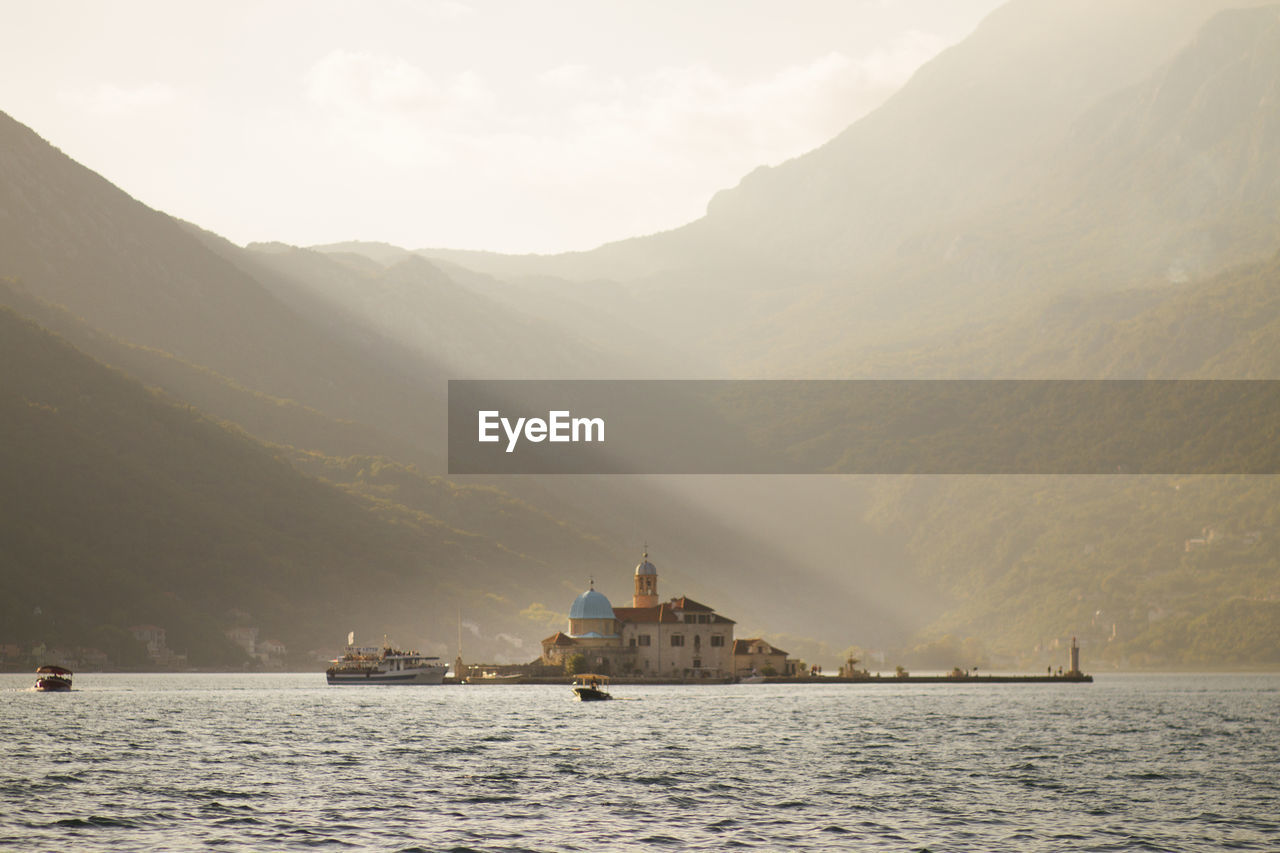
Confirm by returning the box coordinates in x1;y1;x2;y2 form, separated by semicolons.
633;548;659;608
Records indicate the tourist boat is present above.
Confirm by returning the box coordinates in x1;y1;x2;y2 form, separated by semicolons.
325;637;447;685
34;665;73;691
572;673;612;701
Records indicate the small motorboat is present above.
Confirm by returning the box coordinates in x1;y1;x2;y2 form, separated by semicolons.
35;665;73;691
572;673;613;701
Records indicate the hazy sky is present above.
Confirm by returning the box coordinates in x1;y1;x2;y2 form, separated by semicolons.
5;1;1004;253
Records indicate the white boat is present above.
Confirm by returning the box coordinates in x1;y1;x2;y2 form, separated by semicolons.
468;671;524;684
326;639;447;685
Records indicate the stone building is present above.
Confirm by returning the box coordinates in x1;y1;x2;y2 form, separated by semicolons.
732;638;792;677
541;551;736;678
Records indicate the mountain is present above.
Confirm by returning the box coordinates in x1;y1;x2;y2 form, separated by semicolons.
731;1;1280;367
309;242;709;377
239;243;659;379
0;111;903;666
0;111;454;471
687;1;1279;271
0;305;440;664
395;2;1280;375
0;278;393;460
824;2;1280;357
862;474;1280;669
841;249;1280;381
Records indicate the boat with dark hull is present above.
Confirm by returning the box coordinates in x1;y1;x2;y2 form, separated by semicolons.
572;674;613;701
326;640;447;685
35;665;73;691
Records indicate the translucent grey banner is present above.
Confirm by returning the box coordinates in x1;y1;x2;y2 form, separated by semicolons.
447;380;1280;475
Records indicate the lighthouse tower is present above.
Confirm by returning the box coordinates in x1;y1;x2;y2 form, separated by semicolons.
633;549;659;608
1068;636;1081;676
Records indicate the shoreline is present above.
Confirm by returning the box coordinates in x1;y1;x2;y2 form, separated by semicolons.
459;673;1094;685
21;668;1280;679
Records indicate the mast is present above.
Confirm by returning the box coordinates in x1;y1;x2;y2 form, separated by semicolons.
454;608;465;682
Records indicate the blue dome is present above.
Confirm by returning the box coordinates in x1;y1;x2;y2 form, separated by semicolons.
635;555;657;576
569;588;615;620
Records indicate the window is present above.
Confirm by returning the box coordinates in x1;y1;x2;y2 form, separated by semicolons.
629;638;636;647
693;659;702;669
694;634;701;647
638;635;651;647
710;635;725;647
670;635;684;647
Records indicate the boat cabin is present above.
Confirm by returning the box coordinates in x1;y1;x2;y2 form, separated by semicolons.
572;673;612;701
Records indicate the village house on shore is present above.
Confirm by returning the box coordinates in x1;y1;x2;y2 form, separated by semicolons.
733;638;797;677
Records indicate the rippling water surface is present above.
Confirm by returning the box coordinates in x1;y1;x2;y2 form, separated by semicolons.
1;673;1276;851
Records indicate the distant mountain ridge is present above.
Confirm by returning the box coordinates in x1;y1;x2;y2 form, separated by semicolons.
0;111;453;471
302;1;1280;668
240;243;646;379
394;1;1280;374
0;112;869;664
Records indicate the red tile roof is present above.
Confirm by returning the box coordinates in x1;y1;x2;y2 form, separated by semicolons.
542;632;577;646
613;600;736;625
733;638;788;656
613;605;679;624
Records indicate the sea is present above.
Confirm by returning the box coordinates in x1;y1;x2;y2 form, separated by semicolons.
1;673;1276;852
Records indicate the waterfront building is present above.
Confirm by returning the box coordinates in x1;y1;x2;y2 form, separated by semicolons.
540;551;736;678
732;638;792;677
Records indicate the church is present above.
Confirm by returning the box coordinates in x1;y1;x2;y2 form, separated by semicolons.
540;552;736;678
